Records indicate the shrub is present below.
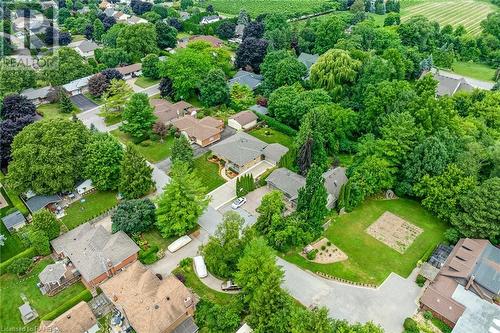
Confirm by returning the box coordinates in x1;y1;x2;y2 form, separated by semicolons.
0;248;35;275
321;245;326;250
327;241;332;246
41;290;92;320
254;112;298;137
444;228;460;244
179;257;192;268
8;257;32;275
306;249;318;260
175;272;186;284
431;317;452;333
139;245;160;264
423;310;433;320
416;275;426;287
403;317;419;333
236;174;255;196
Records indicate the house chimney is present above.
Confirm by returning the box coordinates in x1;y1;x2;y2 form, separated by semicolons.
184;297;193;308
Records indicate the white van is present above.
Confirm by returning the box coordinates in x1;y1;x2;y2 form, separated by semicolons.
167;235;192;253
193;256;208;278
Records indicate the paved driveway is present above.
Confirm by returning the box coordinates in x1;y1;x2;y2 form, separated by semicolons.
278;258;421;333
71;94;98;111
218;203;257;229
207;161;274;209
240;186;271;216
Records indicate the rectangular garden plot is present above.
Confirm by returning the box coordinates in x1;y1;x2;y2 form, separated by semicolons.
366;212;423;254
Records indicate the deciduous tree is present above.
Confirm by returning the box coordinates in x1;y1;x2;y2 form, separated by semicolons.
121;93;157;141
200;68;230;107
32;209;60;240
142;54;160;79
7;119;90;194
171;135;194;169
84;133;123;191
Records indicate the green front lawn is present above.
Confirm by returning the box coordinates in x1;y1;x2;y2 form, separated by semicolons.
142;227;175;250
173;260;236;305
0;188;27;262
283;199;447;285
36;103;78;119
249;127;295;149
193;153;226;194
110;129;174;163
134;76;161;89
450;61;497;82
0;173;29;216
60;191;118;230
0;258;87;331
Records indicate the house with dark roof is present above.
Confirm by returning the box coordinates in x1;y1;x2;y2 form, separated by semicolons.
425;68;494;96
200;15;221;25
229;70;263;90
228;110;258;130
211;132;288;173
420;238;500;330
298;52;319;73
1;210;26;233
51;222;139;289
266;167;348;209
21;86;52;105
23;193;61;214
74;39;100;58
100;261;198;333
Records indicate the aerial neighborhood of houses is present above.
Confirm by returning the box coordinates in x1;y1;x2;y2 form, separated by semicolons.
0;0;499;333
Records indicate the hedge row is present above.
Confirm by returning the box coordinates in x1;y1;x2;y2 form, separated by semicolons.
0;247;35;275
254;113;298;137
40;289;92;321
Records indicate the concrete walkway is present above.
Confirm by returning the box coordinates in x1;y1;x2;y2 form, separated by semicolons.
207;161;274;209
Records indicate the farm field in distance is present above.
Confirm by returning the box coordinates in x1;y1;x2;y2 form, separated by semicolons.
206;0;334;17
400;0;496;35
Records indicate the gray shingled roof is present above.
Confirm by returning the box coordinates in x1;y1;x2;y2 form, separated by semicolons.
39;261;66;284
62;75;92;92
1;210;26;229
298;53;319;71
21;86;52;100
76;39;99;53
323;167;348;203
50;223;139;282
211;132;287;167
229;70;263;90
249;104;268;115
473;243;500;295
24;194;61;213
266;168;306;200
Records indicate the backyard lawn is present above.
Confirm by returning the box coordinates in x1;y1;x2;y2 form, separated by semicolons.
60;191;118;230
110;129;174;163
0;258;86;331
134;76;160;89
449;61;497;82
283;199;447;285
249;127;295;149
142;227;175;250
0;188;27;262
193;152;226;194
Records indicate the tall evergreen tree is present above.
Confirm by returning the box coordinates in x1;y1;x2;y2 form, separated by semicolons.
156;162;208;237
297;164;328;234
119;145;154;199
171;135;194;169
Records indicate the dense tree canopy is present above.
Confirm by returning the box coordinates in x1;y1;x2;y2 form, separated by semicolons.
83;132;123;191
116;23;158;62
41;47;92;86
7;119;90;194
112;198;156;234
156;162;208;237
119;145;154;199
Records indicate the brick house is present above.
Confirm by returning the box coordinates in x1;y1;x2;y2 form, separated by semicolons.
50;222;139;289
